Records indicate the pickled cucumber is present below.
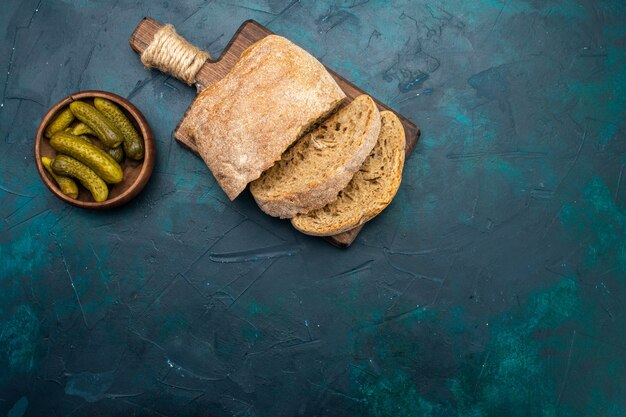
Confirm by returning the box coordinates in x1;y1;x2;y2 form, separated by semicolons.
76;135;95;144
94;97;144;160
75;134;124;163
52;155;108;202
107;145;124;163
71;122;96;136
41;156;79;199
50;131;123;184
69;101;124;148
44;108;75;138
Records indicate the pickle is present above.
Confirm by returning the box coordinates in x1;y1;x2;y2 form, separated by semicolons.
69;101;124;148
44;108;75;138
94;97;144;160
52;155;108;202
107;145;124;163
75;134;124;163
41;156;79;199
50;131;123;184
76;135;94;144
71;122;96;136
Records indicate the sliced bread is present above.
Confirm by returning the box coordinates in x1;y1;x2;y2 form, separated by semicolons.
291;111;405;236
250;95;381;218
178;35;346;201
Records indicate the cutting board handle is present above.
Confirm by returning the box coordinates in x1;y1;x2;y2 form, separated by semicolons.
130;18;212;86
130;18;273;92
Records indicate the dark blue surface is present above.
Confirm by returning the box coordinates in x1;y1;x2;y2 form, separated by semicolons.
1;1;625;416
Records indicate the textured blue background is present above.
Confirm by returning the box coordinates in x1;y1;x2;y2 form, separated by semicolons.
1;0;625;416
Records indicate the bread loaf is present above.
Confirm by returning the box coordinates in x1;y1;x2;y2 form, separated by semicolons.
250;95;381;218
291;111;405;236
178;35;346;200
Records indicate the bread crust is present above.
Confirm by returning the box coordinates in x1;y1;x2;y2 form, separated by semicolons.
250;95;381;218
291;111;405;236
178;35;346;200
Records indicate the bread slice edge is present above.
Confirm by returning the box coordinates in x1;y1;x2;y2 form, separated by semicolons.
291;110;406;236
251;95;382;218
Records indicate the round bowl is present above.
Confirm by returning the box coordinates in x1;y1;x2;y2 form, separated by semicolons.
35;90;155;209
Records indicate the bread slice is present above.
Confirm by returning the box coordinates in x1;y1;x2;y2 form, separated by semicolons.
291;111;405;236
250;95;381;218
178;35;346;200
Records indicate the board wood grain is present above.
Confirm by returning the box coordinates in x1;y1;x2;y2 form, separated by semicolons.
130;17;420;247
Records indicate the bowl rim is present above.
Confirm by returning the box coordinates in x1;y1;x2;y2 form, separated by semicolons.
34;90;155;209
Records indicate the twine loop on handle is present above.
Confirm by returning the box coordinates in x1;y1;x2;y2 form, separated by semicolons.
140;24;210;86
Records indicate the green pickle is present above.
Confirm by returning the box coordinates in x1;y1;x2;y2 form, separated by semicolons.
107;145;124;163
94;97;144;160
71;122;96;136
69;101;124;148
75;134;124;163
52;155;109;202
44;108;75;138
50;131;123;184
41;156;79;199
76;135;95;144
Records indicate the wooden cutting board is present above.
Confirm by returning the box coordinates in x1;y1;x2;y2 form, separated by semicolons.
129;17;420;247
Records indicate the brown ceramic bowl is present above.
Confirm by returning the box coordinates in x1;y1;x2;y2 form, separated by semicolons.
35;90;155;209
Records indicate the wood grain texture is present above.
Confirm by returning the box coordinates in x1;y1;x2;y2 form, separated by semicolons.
129;17;420;247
